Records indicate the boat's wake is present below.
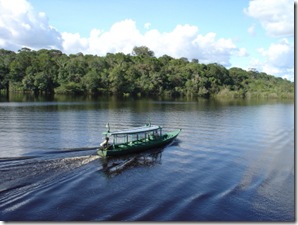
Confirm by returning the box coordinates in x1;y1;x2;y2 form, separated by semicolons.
0;150;100;195
0;146;165;196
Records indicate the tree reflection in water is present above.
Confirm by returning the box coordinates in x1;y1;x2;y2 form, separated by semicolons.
100;149;163;177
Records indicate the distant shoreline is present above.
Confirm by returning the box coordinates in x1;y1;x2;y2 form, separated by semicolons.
0;47;294;99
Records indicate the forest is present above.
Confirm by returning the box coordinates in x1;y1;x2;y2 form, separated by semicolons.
0;46;294;99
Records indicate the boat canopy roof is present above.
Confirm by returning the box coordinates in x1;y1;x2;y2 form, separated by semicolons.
105;125;161;136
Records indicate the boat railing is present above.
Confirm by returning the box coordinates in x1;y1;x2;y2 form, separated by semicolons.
101;125;166;151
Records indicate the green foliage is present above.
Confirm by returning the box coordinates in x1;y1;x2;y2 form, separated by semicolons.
0;49;16;91
132;46;155;58
0;47;294;99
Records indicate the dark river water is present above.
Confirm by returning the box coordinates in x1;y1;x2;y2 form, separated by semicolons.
0;95;294;221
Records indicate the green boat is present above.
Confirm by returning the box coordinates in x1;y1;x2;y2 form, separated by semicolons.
97;124;181;157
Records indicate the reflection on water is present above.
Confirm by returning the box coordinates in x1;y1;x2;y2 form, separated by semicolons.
0;94;294;221
100;149;163;177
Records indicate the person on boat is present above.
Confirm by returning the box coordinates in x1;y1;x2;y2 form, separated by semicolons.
153;130;160;139
149;130;159;140
100;137;109;148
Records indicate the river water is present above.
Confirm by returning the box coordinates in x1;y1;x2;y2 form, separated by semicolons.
0;95;294;221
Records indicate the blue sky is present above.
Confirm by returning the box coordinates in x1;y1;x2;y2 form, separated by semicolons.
30;0;246;36
0;0;295;81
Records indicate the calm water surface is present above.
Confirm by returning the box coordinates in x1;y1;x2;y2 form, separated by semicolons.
0;95;294;221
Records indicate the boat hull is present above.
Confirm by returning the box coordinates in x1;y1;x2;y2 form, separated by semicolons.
97;129;181;157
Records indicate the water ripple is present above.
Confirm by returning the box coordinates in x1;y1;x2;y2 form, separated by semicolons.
0;99;294;221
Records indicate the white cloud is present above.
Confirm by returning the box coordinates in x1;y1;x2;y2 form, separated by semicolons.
258;39;293;68
61;32;88;53
0;0;62;50
143;24;200;60
62;21;244;67
244;0;294;37
249;38;294;81
62;19;143;55
247;24;256;36
237;48;248;57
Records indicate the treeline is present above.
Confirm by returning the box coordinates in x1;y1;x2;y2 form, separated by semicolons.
0;46;294;99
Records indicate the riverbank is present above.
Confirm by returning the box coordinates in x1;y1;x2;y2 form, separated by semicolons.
0;48;294;100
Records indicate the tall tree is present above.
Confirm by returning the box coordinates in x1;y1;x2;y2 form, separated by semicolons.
132;46;155;58
0;49;15;92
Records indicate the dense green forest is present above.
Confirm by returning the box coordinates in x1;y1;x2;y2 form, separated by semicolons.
0;46;294;99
